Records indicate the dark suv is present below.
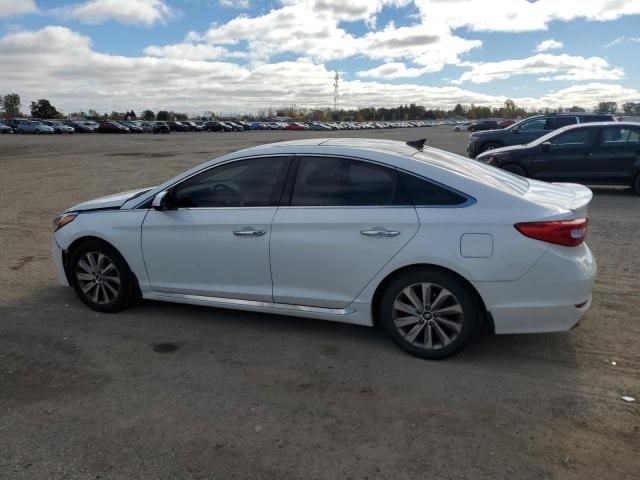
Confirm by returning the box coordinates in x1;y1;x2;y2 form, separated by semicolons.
467;113;615;158
467;119;501;132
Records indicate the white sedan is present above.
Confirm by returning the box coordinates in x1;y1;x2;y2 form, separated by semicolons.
51;138;596;359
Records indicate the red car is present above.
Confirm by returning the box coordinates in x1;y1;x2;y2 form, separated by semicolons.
286;122;306;130
498;120;516;128
98;121;130;133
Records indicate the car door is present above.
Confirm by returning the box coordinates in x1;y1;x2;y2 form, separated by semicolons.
591;125;640;184
529;127;599;182
141;156;291;301
270;155;419;309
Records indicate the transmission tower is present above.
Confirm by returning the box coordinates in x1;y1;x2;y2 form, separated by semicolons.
333;69;340;111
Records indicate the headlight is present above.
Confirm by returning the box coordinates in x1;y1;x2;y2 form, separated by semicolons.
53;213;77;232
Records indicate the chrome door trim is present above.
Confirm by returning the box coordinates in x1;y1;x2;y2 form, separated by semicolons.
153;291;356;315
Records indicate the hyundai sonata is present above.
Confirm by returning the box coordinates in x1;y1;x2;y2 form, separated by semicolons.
51;138;596;359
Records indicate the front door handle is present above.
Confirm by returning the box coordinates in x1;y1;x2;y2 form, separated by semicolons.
583;152;593;157
233;229;266;237
360;229;401;237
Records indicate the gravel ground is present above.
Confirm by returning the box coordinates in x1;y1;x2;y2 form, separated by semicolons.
1;127;639;479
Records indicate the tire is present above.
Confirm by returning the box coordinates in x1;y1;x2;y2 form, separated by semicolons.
379;269;479;360
501;163;527;176
633;173;640;195
479;142;502;154
68;239;135;313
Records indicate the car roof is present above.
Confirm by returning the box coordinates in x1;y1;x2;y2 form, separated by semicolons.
241;137;421;156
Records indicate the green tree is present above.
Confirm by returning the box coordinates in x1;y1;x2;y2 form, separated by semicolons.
596;102;617;114
622;102;638;116
141;109;156;121
30;99;60;119
568;105;586;112
156;110;170;121
2;93;21;117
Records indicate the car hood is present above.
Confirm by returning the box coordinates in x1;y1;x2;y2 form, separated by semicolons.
470;128;502;137
476;143;529;159
67;187;155;212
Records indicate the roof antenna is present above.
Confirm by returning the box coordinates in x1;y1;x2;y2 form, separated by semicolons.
406;138;427;150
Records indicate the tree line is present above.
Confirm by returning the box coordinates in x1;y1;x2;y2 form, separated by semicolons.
1;93;639;122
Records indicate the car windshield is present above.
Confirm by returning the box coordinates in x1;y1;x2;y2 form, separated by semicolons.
414;149;529;195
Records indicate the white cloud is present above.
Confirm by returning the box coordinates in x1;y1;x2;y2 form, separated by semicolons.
356;62;432;79
535;38;563;52
0;0;37;18
219;0;249;7
64;0;174;25
604;35;640;48
455;54;624;84
412;0;640;32
1;26;639;115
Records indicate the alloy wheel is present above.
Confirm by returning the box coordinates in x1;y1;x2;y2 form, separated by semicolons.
75;251;121;305
392;283;464;350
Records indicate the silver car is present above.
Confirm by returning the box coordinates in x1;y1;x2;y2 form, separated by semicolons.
43;120;75;134
14;120;54;134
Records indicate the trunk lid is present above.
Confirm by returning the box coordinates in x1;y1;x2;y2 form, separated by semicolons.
523;180;592;218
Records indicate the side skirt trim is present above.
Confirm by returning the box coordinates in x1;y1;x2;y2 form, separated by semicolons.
151;291;356;316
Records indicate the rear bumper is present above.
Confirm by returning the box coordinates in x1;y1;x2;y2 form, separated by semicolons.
475;243;596;334
51;236;69;287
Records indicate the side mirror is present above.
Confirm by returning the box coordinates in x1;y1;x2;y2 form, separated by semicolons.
541;141;551;152
152;190;172;211
511;127;519;134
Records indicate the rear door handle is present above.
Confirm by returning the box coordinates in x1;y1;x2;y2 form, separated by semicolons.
583;152;593;157
233;229;266;237
360;229;401;237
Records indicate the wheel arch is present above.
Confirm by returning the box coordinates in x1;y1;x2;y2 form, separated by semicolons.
62;235;140;295
370;263;493;333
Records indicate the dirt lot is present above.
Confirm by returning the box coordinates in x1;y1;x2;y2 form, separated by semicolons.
1;127;639;479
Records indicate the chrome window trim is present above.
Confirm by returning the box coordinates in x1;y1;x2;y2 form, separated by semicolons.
289;153;476;208
133;154;292;209
134;152;476;209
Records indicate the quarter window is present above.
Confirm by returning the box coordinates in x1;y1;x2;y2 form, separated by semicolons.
172;157;289;208
398;172;467;206
290;157;410;206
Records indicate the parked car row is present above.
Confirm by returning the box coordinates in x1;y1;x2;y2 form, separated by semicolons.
1;118;470;135
472;120;640;194
467;113;617;157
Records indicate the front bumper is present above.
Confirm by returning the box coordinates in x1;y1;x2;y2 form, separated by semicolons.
51;236;69;286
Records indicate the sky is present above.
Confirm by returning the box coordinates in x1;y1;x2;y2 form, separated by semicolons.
1;0;639;115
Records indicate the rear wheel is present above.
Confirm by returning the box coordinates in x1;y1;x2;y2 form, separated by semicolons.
501;163;526;176
379;269;479;359
69;240;134;313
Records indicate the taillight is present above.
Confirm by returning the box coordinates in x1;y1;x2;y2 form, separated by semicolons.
515;218;588;247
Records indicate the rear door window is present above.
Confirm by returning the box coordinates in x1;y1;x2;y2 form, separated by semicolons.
545;117;577;129
549;128;598;149
398;172;468;206
290;157;410;206
518;118;547;131
599;126;640;145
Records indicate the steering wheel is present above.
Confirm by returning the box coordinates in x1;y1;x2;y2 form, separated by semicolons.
212;183;241;206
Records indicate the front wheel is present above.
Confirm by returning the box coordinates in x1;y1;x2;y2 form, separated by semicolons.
69;240;135;313
379;269;479;359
